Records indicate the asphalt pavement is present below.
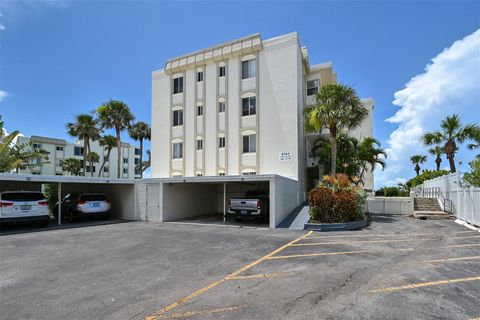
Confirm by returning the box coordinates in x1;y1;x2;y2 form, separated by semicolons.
0;215;479;320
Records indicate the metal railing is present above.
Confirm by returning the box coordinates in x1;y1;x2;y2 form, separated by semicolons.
422;187;455;214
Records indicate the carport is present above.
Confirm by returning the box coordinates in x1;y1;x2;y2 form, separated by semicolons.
0;173;137;225
137;174;301;229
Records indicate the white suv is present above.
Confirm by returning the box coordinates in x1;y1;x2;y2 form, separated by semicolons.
54;193;111;222
0;191;50;227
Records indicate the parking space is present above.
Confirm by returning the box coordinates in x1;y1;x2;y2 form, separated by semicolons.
1;215;478;320
0;174;136;230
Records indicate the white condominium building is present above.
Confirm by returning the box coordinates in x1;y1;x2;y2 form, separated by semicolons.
151;32;374;191
16;135;141;179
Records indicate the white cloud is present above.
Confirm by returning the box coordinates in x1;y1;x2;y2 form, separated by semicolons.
377;28;480;188
0;90;8;103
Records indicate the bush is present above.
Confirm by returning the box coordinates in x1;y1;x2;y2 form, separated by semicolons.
376;186;409;197
42;184;58;214
308;174;365;223
463;159;480;187
406;170;449;189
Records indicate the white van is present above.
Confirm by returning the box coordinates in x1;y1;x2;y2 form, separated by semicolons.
0;191;50;227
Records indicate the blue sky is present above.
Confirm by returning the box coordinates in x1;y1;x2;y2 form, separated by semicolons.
1;1;479;186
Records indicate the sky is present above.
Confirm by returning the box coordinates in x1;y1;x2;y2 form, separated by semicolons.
0;0;479;186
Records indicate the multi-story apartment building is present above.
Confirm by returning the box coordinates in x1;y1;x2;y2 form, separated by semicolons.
16;135;141;179
151;32;374;192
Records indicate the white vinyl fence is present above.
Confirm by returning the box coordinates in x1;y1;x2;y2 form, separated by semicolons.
422;172;480;227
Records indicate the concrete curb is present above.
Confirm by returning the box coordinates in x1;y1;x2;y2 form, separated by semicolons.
304;219;368;232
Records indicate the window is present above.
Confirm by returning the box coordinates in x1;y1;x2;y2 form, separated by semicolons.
307;79;319;96
135;158;140;165
197;139;203;150
32;171;41;175
218;101;225;113
55;172;63;176
123;158;128;164
74;146;84;156
56;146;64;151
242;59;256;79
196;173;203;177
135;148;141;155
219;66;226;77
104;167;109;173
197;105;203;116
56;159;63;167
173;142;183;159
86;166;96;173
173;76;183;94
243;134;256;153
219;172;225;176
123;168;128;174
33;143;42;149
197;71;203;82
104;155;109;161
172;109;183;126
242;171;256;175
219;137;226;148
242;96;256;116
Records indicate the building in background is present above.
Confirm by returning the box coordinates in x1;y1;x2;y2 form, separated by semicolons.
151;32;374;196
16;135;141;179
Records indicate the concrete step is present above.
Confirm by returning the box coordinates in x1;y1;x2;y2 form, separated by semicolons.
414;198;442;212
413;211;454;220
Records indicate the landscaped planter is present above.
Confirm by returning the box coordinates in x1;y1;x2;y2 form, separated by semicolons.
304;218;368;231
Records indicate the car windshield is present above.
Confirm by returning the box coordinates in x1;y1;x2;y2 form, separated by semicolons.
80;194;106;201
1;192;45;201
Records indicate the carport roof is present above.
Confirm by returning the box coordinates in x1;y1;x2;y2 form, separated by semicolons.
142;174;297;184
0;173;136;184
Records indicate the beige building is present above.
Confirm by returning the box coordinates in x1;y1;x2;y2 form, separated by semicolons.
151;32;374;193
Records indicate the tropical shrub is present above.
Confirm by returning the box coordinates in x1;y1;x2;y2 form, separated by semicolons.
42;184;58;214
463;159;480;187
376;186;409;197
308;174;365;223
405;170;449;189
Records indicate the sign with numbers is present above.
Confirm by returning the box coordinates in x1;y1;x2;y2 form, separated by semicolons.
279;151;293;161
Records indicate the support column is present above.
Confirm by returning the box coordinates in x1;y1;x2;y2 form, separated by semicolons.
223;182;226;222
57;182;62;226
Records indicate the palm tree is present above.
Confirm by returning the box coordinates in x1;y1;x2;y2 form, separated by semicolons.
61;158;82;176
97;100;135;178
467;131;480;159
304;84;368;176
98;135;117;177
410;155;427;176
310;133;385;185
428;146;443;171
0;117;49;173
423;114;480;173
357;137;387;184
128;121;151;178
85;152;99;177
66;114;101;176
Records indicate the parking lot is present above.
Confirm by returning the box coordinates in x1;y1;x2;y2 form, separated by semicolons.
1;215;479;320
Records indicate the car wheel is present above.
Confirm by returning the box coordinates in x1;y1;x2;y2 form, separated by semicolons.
39;219;49;227
69;210;76;223
102;213;110;220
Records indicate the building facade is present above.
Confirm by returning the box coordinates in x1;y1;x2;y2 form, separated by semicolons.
151;32;374;192
16;135;141;179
